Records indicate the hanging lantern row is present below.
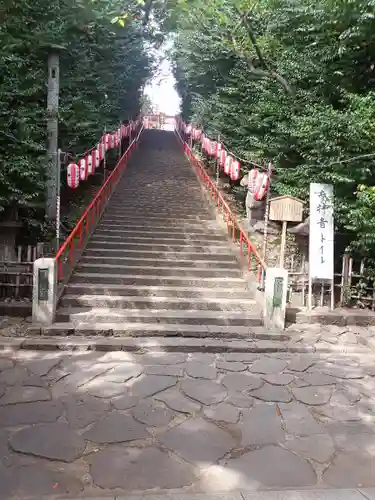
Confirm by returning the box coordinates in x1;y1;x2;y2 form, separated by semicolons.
66;119;140;189
179;120;270;200
247;167;270;202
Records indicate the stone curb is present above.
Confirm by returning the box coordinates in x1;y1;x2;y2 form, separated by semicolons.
25;327;290;342
0;335;370;354
0;335;317;353
358;335;375;353
287;307;375;326
15;488;375;500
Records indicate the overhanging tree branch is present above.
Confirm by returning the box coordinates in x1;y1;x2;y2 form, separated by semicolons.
231;6;293;95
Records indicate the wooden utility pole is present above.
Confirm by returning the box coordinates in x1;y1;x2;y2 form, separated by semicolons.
46;45;64;220
260;162;272;288
216;135;220;186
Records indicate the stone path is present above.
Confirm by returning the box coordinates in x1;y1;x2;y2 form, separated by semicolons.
0;347;375;498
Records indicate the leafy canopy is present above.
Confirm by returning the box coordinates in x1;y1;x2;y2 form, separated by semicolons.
0;0;154;213
167;0;375;254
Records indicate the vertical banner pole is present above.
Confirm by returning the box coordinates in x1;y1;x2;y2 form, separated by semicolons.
216;134;220;186
55;148;61;252
261;162;272;288
279;221;288;268
309;182;335;310
103;126;107;182
118;122;122;161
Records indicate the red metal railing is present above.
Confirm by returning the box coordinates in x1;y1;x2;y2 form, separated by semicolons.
175;129;266;283
55;126;144;289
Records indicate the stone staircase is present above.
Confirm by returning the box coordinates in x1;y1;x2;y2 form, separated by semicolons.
42;130;268;338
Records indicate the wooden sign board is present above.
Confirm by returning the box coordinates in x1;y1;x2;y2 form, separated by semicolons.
309;183;334;281
269;195;304;222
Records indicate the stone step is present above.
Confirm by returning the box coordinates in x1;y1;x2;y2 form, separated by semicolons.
87;241;234;253
100;213;213;222
80;255;239;268
10;335;316;354
100;219;219;230
102;213;214;222
64;283;253;298
105;202;209;209
110;195;205;200
83;248;238;261
107;201;208;209
60;294;257;310
96;223;220;233
108;206;206;211
91;233;228;245
70;272;247;287
28;322;283;338
105;208;210;216
75;263;242;278
55;307;263;326
94;229;227;242
110;188;203;193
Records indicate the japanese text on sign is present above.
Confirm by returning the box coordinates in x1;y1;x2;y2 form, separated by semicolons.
309;183;334;280
273;277;284;308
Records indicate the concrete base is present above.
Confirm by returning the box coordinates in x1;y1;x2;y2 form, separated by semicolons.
32;258;57;325
10;488;375;500
286;307;375;326
264;268;288;330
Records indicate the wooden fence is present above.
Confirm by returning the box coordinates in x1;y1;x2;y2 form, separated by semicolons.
1;241;374;314
286;251;375;309
0;244;50;302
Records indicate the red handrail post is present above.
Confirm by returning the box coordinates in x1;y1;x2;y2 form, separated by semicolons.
69;240;73;265
58;257;63;281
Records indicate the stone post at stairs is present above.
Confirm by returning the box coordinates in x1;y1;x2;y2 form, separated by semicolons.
32;258;57;325
264;267;288;330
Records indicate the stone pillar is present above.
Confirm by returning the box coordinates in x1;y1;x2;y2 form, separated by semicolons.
264;267;288;330
46;51;60;220
32;258;57;325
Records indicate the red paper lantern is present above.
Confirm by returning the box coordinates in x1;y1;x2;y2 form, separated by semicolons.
97;143;103;161
209;140;217;156
98;140;106;160
79;157;88;181
254;173;270;201
67;163;79;188
230;160;241;181
87;152;94;175
248;168;259;194
219;147;227;168
92;149;100;169
224;155;233;175
104;134;111;151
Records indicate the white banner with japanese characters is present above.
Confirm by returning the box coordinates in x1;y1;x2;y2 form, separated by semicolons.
309;183;334;280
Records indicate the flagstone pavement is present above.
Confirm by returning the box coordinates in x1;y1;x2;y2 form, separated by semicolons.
0;346;375;499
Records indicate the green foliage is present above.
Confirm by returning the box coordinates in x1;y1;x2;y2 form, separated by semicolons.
0;0;153;214
168;0;375;255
